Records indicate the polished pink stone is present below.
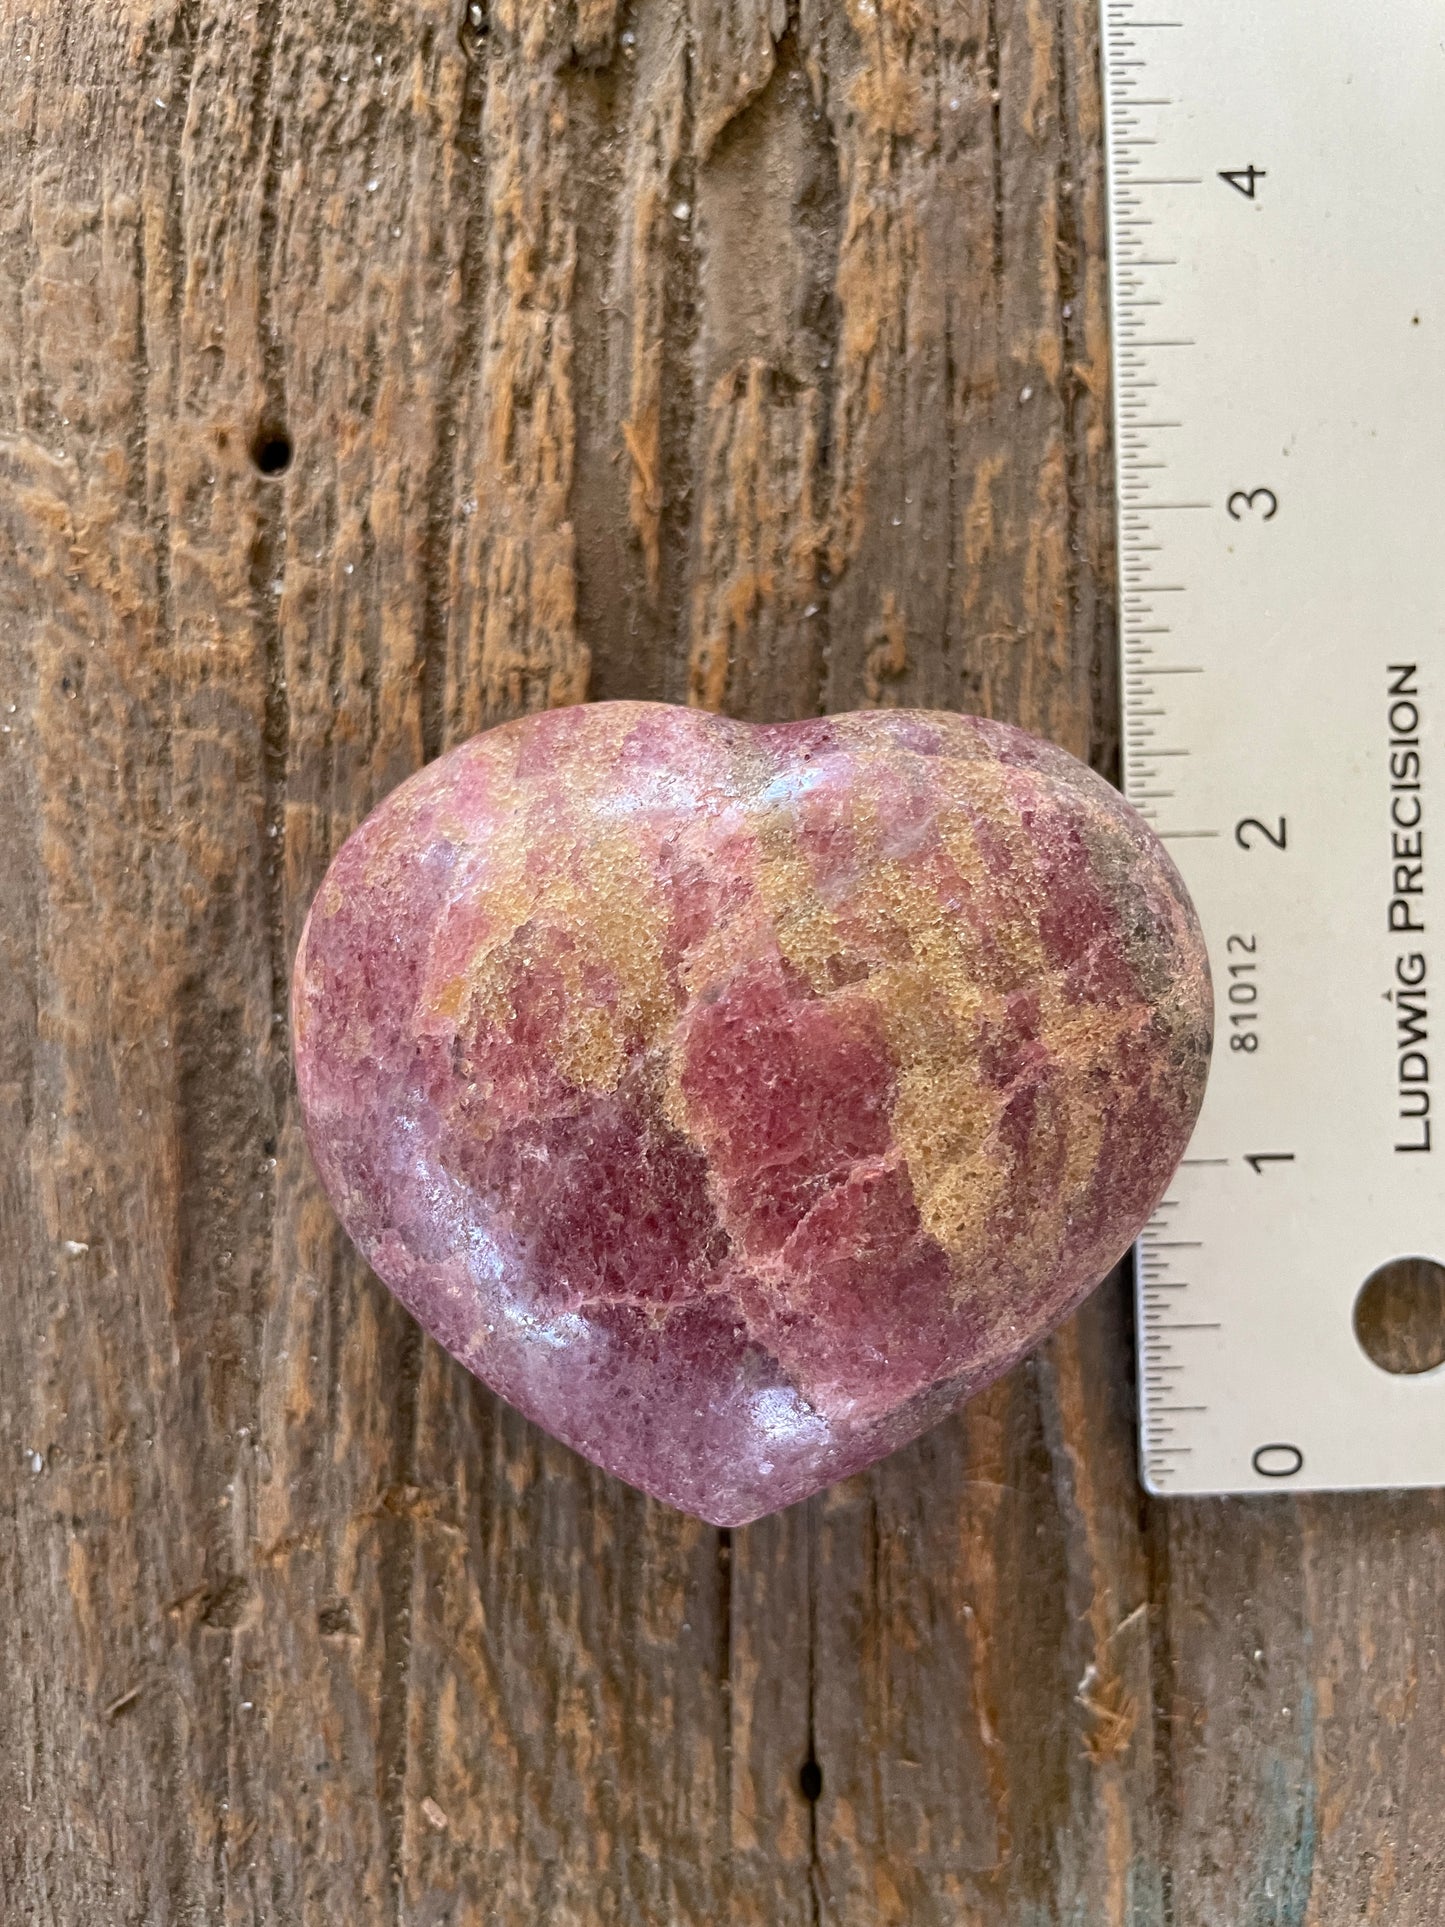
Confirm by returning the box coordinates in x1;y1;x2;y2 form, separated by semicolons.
292;704;1212;1525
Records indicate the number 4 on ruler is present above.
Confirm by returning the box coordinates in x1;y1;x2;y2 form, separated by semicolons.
1219;164;1266;199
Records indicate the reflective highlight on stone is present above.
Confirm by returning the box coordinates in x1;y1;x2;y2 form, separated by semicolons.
292;704;1212;1525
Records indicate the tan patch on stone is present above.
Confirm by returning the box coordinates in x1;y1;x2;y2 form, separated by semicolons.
731;748;1148;1295
414;716;680;1095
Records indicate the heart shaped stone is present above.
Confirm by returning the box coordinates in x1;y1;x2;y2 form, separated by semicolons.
292;704;1211;1524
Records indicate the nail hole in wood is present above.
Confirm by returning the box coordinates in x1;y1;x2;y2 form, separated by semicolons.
251;426;293;477
799;1757;823;1802
1354;1256;1445;1376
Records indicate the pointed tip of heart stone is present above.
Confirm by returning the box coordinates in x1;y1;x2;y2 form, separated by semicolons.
293;703;1211;1524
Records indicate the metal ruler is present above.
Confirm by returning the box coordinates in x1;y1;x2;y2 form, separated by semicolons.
1101;0;1445;1492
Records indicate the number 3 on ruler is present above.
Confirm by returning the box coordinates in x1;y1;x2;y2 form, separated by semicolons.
1228;487;1278;521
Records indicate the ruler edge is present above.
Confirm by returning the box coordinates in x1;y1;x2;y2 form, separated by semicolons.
1098;0;1445;1499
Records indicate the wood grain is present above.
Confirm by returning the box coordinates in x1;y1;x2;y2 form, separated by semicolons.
2;2;1441;1922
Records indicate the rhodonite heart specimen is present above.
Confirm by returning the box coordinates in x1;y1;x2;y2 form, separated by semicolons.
293;703;1211;1525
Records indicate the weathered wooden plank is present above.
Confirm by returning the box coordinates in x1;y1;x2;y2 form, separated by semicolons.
255;8;472;1919
687;27;834;719
5;4;1444;1926
575;1;690;702
441;3;592;737
694;0;789;159
1155;1492;1445;1923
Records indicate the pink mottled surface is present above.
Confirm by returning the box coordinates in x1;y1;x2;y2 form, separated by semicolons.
292;704;1212;1525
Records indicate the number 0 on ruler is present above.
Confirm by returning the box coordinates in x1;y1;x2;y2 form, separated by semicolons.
1102;0;1445;1493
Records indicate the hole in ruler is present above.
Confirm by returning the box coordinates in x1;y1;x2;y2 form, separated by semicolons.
1354;1257;1445;1377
